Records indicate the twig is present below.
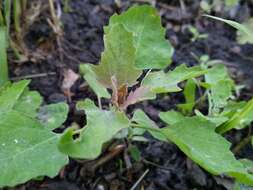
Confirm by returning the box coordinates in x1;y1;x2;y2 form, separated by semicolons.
130;169;149;190
89;144;126;173
10;72;56;81
142;159;172;171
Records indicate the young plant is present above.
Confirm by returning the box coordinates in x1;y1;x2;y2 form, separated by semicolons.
58;5;253;187
1;5;253;188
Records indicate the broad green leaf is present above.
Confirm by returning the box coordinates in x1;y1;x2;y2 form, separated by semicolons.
80;64;110;99
142;64;207;94
132;109;166;141
237;18;253;44
38;103;69;130
205;15;253;43
0;80;30;112
160;115;253;185
105;5;173;69
159;111;185;125
217;98;253;133
205;64;234;114
195;110;228;127
14;89;42;118
0;81;69;187
92;24;141;89
177;79;196;114
58;99;130;159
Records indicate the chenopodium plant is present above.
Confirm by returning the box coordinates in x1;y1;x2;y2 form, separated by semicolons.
0;80;69;187
57;5;253;186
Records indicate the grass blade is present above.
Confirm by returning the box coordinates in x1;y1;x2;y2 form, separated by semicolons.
0;27;8;87
204;15;253;43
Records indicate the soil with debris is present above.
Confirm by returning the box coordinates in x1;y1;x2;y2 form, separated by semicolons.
8;0;253;190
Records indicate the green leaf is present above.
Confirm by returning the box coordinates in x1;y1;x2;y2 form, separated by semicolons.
80;64;110;98
0;81;68;187
128;145;141;161
142;64;207;94
237;18;253;44
105;5;173;69
177;79;197;114
92;24;141;89
159;111;185;125
205;64;234;114
38;103;69;130
216;98;253;134
205;15;253;43
0;80;38;113
160;114;253;185
14;89;42;117
58;99;130;159
132;109;166;141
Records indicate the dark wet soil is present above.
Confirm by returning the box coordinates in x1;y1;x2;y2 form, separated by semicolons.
8;0;253;190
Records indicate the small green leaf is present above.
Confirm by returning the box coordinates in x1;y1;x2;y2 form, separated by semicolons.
38;103;69;130
105;5;173;69
58;99;130;159
80;64;110;98
237;18;253;44
142;64;207;93
132;109;166;141
217;98;253;133
128;145;141;161
205;64;234;114
160;114;253;185
92;24;141;89
177;79;197;114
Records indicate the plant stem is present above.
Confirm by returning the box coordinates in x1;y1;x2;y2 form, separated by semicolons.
0;27;8;87
232;134;253;154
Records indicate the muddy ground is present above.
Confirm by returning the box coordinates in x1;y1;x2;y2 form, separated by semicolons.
8;0;253;189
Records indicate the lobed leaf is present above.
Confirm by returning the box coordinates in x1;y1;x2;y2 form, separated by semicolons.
0;81;69;187
105;5;174;69
58;99;130;159
142;64;207;94
92;24;141;89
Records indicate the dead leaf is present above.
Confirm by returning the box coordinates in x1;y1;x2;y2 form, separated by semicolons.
62;69;79;101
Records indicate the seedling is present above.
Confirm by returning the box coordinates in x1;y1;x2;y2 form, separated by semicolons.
59;5;253;187
1;5;253;188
